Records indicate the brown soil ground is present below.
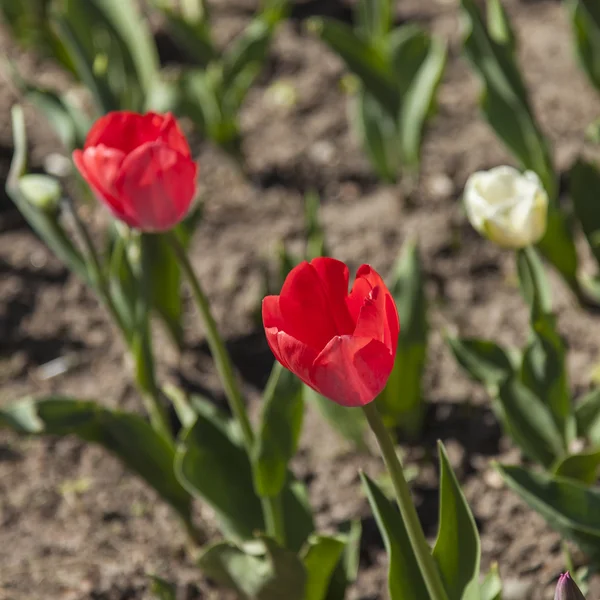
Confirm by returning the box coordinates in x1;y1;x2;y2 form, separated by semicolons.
2;0;600;598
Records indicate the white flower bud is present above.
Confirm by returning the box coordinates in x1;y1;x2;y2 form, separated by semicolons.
464;166;548;248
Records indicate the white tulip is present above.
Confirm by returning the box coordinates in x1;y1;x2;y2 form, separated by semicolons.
463;166;549;248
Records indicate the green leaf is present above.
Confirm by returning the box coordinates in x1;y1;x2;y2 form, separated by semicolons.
360;473;429;600
253;362;304;497
7;106;89;282
309;17;398;114
0;397;192;520
497;463;600;559
91;0;159;97
399;35;446;169
519;309;575;445
304;386;367;450
570;159;600;268
460;0;556;199
515;246;552;315
495;377;565;467
324;521;362;600
355;0;392;42
486;0;516;52
377;239;428;435
575;387;600;444
175;411;265;540
198;537;306;600
569;0;600;92
301;535;346;600
353;89;400;183
553;448;600;485
480;563;502;600
433;442;480;600
446;336;515;390
149;576;177;600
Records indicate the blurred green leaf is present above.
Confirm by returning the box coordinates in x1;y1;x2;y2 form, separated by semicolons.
324;520;362;599
253;362;304;498
353;89;399;183
399;36;446;170
150;576;177;600
553;448;600;485
310;17;397;115
515;246;552;315
520;310;575;446
7;106;89;282
480;563;503;600
433;442;480;600
495;377;565;467
360;473;429;599
0;397;192;520
377;239;428;435
486;0;516;52
304;386;367;450
497;463;600;559
175;410;264;541
301;535;346;600
571;159;600;268
199;537;306;600
569;0;600;92
575;387;600;444
446;336;515;390
355;0;392;43
461;0;556;200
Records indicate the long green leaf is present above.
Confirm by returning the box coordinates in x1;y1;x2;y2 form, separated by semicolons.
175;411;265;540
575;387;600;444
495;377;565;467
199;537;306;600
569;0;600;92
360;473;429;599
377;240;428;435
497;463;600;559
301;535;346;600
399;35;446;169
553;448;600;485
0;397;192;520
310;17;398;115
433;442;480;600
571;159;600;268
253;362;304;497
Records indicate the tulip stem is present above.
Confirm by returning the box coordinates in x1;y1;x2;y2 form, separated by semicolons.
167;233;254;447
362;403;449;600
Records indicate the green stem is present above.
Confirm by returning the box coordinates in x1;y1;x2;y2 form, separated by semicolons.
168;233;289;544
363;402;449;600
167;232;254;448
132;234;172;441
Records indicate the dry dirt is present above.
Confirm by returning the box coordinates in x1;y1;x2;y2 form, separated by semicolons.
2;0;600;598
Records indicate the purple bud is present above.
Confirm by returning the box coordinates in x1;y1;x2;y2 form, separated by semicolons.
555;573;585;600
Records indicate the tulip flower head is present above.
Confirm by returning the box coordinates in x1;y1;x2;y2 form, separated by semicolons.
555;572;586;600
73;111;198;232
262;257;399;407
463;165;548;248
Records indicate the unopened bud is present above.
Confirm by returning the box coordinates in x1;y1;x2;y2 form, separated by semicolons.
555;572;585;600
18;174;61;213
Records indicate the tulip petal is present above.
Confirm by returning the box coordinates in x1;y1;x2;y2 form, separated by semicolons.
84;112;180;155
265;327;318;387
115;142;197;232
347;265;384;320
311;336;395;407
279;261;347;352
73;146;136;225
353;285;399;355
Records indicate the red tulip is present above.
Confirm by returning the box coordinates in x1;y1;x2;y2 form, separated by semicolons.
73;111;197;232
262;257;399;407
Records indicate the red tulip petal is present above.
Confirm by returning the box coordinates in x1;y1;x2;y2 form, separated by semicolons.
310;257;356;333
311;336;395;407
84;112;174;154
385;292;400;354
72;146;136;225
157;114;192;158
115;142;197;232
346;264;384;320
265;328;318;386
353;286;389;347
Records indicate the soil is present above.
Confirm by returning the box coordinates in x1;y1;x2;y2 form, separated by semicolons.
2;0;600;598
